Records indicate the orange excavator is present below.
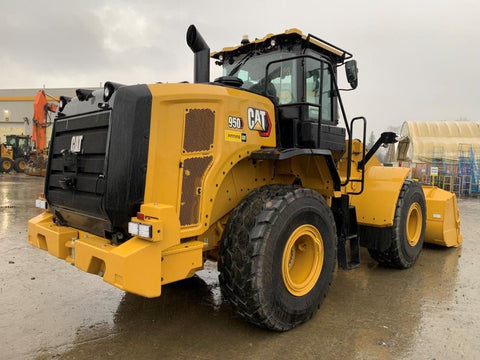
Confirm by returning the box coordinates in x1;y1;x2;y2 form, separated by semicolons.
24;90;58;176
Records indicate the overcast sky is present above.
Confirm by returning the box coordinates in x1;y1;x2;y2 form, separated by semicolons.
1;0;479;135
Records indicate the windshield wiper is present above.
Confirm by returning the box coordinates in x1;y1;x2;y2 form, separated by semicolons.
228;52;255;76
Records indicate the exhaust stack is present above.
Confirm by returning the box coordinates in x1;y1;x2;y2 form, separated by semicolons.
186;25;210;83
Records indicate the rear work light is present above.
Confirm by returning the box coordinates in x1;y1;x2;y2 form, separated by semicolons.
128;221;152;239
128;222;139;235
35;199;48;209
58;96;71;113
103;81;124;102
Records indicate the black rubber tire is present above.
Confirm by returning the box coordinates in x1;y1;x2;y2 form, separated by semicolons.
14;157;27;173
366;180;426;269
0;157;14;173
219;185;337;331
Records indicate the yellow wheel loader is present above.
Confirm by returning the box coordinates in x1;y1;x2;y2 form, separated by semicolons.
28;25;462;331
1;135;34;173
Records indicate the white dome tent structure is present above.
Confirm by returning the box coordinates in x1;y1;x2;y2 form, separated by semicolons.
397;121;480;196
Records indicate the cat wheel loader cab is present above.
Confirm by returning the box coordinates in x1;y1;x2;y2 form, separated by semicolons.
28;25;462;331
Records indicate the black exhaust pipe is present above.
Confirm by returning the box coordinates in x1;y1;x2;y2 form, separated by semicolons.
186;25;210;83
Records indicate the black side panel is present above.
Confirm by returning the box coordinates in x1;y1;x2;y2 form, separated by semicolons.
105;85;152;236
278;105;346;153
319;124;346;153
278;106;300;148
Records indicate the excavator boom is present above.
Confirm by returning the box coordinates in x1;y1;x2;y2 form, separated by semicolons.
32;90;57;151
25;90;57;176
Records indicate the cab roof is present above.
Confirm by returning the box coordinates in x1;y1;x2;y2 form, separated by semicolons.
212;28;352;64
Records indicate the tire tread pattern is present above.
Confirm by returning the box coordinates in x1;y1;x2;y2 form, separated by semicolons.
219;185;336;331
365;180;426;269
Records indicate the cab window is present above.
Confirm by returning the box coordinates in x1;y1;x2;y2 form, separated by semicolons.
223;52;296;103
305;58;333;123
321;64;332;122
268;59;297;105
18;138;28;149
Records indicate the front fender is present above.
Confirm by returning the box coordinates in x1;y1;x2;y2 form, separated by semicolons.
349;166;410;227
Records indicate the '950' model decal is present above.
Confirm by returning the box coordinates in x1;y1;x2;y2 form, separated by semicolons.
228;116;243;129
247;107;272;137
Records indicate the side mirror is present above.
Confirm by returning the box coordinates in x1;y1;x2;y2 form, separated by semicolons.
345;60;358;89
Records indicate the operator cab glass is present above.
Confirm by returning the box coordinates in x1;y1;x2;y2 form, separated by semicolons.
305;58;333;123
7;136;17;147
18;137;29;153
223;52;298;105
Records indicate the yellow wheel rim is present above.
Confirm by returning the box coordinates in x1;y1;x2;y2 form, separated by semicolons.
406;202;422;247
18;161;26;170
282;224;324;297
2;160;12;170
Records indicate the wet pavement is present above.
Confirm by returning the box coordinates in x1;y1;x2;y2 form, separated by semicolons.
1;173;479;359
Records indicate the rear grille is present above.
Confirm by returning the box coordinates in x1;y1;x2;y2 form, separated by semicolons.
44;84;152;241
46;111;110;222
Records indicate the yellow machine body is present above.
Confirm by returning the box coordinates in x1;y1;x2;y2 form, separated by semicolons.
1;143;14;160
28;84;462;297
28;32;462;300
